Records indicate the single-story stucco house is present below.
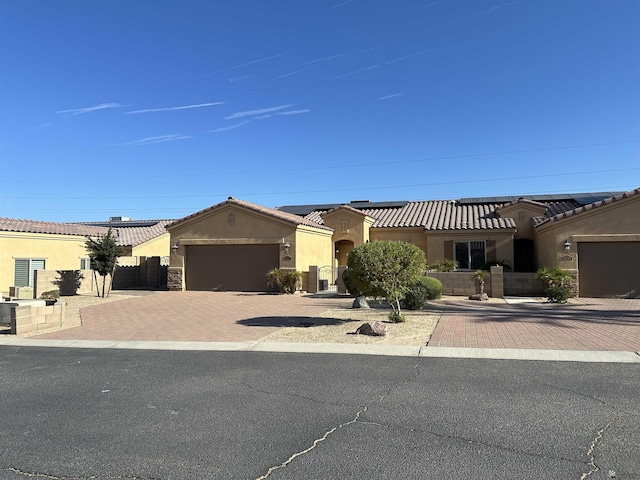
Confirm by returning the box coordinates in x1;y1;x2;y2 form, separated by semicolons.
165;189;639;298
0;217;171;297
2;188;638;298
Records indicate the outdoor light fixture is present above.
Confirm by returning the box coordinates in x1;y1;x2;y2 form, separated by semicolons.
564;240;571;252
283;242;290;254
171;243;179;255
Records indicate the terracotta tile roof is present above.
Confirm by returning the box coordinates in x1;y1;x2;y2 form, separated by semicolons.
113;221;172;246
0;217;109;237
535;188;640;227
306;201;517;230
0;217;171;247
167;197;333;231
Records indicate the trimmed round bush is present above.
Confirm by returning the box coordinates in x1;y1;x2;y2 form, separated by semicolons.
402;276;443;310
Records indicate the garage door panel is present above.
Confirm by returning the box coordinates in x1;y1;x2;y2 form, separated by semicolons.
186;245;279;292
578;242;640;298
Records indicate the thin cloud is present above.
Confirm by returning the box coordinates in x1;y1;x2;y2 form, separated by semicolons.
126;102;224;115
302;54;346;65
225;104;294;120
385;49;432;65
229;74;255;82
211;121;252;133
274;71;300;79
358;45;384;54
334;65;379;79
377;93;404;100
35;122;54;130
197;53;288;78
278;109;310;115
111;134;192;146
419;1;440;8
57;103;122;116
313;0;353;16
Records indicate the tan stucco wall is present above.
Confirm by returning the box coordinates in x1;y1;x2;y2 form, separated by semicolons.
295;226;334;271
535;195;640;270
322;210;374;247
498;204;546;240
426;231;515;268
168;204;331;272
0;232;89;296
131;233;170;257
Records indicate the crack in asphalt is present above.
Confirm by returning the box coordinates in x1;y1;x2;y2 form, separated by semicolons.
3;468;160;480
240;380;362;409
355;419;579;464
579;423;612;480
254;359;423;479
535;381;608;405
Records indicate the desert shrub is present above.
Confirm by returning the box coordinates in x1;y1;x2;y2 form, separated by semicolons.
40;290;60;300
535;267;573;303
403;276;443;310
342;269;360;296
388;311;406;323
429;259;458;272
266;269;302;294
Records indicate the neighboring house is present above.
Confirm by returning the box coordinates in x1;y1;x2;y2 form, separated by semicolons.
0;217;172;297
166;189;639;298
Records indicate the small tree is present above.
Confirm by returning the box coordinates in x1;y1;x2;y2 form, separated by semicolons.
85;228;124;298
346;241;427;322
473;269;489;295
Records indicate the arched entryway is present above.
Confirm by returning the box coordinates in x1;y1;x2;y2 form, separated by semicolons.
514;238;535;272
335;240;355;266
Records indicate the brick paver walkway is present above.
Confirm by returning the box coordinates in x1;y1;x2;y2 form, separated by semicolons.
428;297;640;351
33;291;350;342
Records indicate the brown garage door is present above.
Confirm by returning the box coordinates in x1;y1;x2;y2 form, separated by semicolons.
185;245;280;292
578;242;640;298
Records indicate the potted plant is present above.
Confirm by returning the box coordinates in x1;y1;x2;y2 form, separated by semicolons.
40;289;60;306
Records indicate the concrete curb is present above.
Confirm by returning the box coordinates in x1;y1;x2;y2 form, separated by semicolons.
1;337;638;363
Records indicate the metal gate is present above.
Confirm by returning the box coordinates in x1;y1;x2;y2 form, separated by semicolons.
318;265;337;292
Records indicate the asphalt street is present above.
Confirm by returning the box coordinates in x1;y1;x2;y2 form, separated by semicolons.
0;347;638;480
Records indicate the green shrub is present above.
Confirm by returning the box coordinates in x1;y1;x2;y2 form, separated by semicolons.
266;269;302;294
342;269;360;296
388;311;406;323
429;259;458;272
402;276;443;310
535;267;573;303
40;290;60;300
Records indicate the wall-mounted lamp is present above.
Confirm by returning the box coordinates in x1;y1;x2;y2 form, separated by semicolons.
171;243;179;255
283;242;290;254
563;240;571;252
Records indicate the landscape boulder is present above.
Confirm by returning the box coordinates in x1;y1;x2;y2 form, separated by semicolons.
469;293;489;301
352;295;370;309
355;321;387;336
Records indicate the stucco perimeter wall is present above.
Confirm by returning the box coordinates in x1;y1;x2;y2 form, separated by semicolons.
535;195;640;270
427;271;492;297
132;233;170;257
369;228;428;258
168;204;297;268
295;227;334;274
426;231;515;266
0;232;89;298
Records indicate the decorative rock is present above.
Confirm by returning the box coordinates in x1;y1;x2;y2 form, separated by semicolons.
355;321;387;336
469;293;489;301
352;295;370;309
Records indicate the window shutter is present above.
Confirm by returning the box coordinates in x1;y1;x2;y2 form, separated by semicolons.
14;260;29;287
444;240;453;260
486;240;496;263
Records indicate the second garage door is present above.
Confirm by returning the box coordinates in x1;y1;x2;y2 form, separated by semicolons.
186;244;280;292
578;242;640;298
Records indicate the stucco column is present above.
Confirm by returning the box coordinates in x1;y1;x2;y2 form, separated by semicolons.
490;266;504;298
307;266;319;293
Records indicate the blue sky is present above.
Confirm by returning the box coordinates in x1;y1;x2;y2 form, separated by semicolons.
1;0;638;222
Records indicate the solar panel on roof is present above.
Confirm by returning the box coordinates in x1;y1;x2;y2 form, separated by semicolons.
458;192;622;205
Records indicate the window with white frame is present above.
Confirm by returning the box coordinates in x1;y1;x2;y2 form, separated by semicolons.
454;241;486;270
14;259;46;287
80;258;92;270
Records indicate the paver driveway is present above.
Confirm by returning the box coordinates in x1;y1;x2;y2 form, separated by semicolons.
33;291;350;342
429;297;640;351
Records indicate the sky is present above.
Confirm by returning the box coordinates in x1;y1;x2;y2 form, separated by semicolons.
0;0;638;222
